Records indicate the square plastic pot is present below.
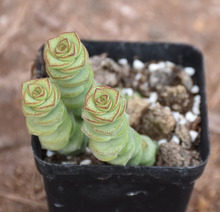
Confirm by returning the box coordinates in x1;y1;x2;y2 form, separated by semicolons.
32;41;210;212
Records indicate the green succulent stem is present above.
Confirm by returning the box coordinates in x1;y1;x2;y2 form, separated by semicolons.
43;32;94;117
82;84;158;166
22;78;86;154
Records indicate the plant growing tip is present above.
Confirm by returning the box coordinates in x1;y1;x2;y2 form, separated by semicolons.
43;32;94;117
82;84;158;166
22;77;87;154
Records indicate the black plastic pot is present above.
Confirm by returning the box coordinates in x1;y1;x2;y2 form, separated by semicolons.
32;41;210;212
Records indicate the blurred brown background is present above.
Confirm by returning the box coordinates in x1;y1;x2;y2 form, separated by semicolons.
0;0;219;211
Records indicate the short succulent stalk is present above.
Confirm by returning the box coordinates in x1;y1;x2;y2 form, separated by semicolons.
82;85;158;165
43;32;94;117
21;78;86;154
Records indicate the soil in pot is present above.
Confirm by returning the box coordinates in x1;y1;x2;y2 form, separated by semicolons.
33;49;201;167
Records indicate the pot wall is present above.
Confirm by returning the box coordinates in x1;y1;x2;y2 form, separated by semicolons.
32;41;210;212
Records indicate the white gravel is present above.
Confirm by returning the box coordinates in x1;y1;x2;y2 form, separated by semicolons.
170;135;180;144
189;130;199;142
46;150;55;157
147;92;158;103
192;95;201;115
122;88;134;97
80;159;92;165
184;67;196;76
165;61;175;68
172;111;187;125
85;147;92;154
135;73;142;81
118;58;128;65
185;111;197;122
191;85;199;94
133;59;145;70
158;139;168;145
148;63;159;72
172;111;180;121
157;61;166;69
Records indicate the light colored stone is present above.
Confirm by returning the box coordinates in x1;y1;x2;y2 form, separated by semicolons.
148;63;159;72
147;92;158;104
118;58;128;65
46;150;55;157
184;67;195;76
158;139;168;145
133;59;145;70
189;130;199;142
80;159;92;165
135;73;142;81
191;85;199;94
122;88;134;97
170;135;180;144
185;111;197;122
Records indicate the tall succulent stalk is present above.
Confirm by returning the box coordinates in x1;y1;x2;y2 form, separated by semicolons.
43;32;94;117
82;84;158;165
21;78;86;154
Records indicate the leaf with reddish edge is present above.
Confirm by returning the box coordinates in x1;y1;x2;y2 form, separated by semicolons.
90;114;128;137
59;32;81;54
84;94;106;115
21;77;86;154
32;101;65;125
47;37;64;58
58;84;84;98
81;122;112;142
82;84;158;166
81;109;107;126
54;63;92;88
35;83;60;112
89;131;128;161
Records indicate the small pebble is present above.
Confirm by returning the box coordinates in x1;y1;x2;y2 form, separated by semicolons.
170;135;180;144
147;92;158;103
85;147;92;154
135;73;142;81
191;85;199;94
163;67;172;74
184;67;195;76
122;88;134;97
133;59;145;70
46;150;55;157
172;111;180;122
133;80;138;88
61;161;77;165
158;139;168;145
172;111;186;124
189;130;198;142
185;111;197;122
165;61;175;68
80;159;92;165
118;58;128;65
148;63;159;72
192;106;200;115
158;61;166;69
164;106;171;111
194;95;201;103
178;115;187;125
192;95;201;115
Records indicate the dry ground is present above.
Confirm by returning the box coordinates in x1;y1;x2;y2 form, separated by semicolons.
0;0;220;211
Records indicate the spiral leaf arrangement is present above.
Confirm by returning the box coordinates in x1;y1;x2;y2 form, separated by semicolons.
82;85;158;165
22;78;86;154
43;32;94;117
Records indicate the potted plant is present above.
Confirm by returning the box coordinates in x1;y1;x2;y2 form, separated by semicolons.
23;32;210;212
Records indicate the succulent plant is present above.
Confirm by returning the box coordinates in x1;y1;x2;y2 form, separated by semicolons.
43;32;94;117
21;78;86;154
81;84;158;165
